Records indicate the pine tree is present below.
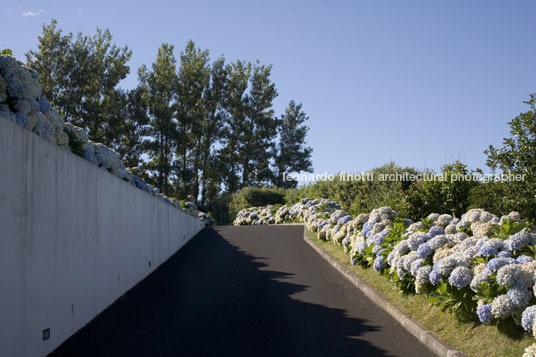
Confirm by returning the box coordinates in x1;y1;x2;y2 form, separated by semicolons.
26;20;132;146
220;60;278;190
272;101;313;188
175;40;211;201
138;44;178;194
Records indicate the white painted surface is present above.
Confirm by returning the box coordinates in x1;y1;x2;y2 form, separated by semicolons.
0;117;205;357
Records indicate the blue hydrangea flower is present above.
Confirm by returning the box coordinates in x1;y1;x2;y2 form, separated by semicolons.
317;222;328;230
416;243;433;259
373;254;386;272
487;257;516;272
478;238;504;257
362;221;374;238
371;229;390;245
428;225;445;238
504;231;531;252
386;251;395;266
15;111;30;129
478;245;497;257
393;240;410;254
350;256;358;266
428;235;449;250
516;255;534;264
337;215;353;226
497;251;511;258
477;303;493;323
508;287;531;309
429;270;441;285
38;97;51;113
522;306;536;332
470;268;492;292
456;220;469;231
448;266;472;289
410;259;425;277
408;232;430;250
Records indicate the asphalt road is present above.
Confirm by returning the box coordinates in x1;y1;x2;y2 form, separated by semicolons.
50;225;435;357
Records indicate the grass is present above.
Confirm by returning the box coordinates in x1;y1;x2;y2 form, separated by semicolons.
304;229;533;357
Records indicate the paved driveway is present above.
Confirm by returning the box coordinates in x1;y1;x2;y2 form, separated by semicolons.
50;225;435;357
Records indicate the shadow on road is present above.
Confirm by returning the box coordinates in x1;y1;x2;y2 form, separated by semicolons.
50;227;392;357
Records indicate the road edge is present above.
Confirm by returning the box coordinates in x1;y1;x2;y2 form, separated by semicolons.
302;227;466;357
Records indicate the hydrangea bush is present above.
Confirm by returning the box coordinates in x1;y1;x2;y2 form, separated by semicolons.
0;54;214;225
235;198;536;354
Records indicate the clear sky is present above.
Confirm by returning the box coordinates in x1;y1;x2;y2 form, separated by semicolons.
3;0;536;175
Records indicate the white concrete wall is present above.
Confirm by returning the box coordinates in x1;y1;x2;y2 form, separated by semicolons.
0;117;205;357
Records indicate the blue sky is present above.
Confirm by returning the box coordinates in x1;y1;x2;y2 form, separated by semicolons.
3;0;536;175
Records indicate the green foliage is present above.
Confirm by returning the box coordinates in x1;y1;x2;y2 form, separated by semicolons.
202;193;233;226
219;60;280;191
228;187;286;221
26;22;312;204
489;219;527;239
468;181;511;216
137;43;178;195
390;272;416;294
0;49;13;56
485;94;536;219
427;279;477;322
272;100;313;188
65;129;84;157
283;188;303;204
26;19;132;147
404;161;479;220
420;218;432;230
473;280;507;305
293;162;419;216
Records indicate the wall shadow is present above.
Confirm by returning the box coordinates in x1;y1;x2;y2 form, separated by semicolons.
50;228;393;357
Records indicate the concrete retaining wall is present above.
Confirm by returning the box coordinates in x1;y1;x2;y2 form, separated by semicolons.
0;117;205;357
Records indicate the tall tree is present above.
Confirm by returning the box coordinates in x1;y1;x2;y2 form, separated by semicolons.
485;94;536;218
243;62;279;185
175;40;211;201
220;60;278;190
116;87;149;169
26;19;132;146
25;19;72;102
272;101;313;188
138;44;178;194
199;56;228;204
220;60;251;192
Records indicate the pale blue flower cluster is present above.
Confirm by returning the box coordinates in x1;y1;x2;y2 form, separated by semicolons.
505;231;533;252
448;266;472;288
488;257;516;272
416;243;433;259
428;225;445;238
477;303;493;323
522;305;536;332
478;238;505;257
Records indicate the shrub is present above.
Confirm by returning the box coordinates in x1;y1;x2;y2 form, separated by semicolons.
468;181;511;217
404;161;478;220
291;162;419;217
485;94;536;220
228;186;285;221
202;193;233;226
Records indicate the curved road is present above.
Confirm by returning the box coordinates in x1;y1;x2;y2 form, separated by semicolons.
51;225;435;357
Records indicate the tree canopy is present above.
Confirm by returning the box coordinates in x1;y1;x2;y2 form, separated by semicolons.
26;20;314;204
